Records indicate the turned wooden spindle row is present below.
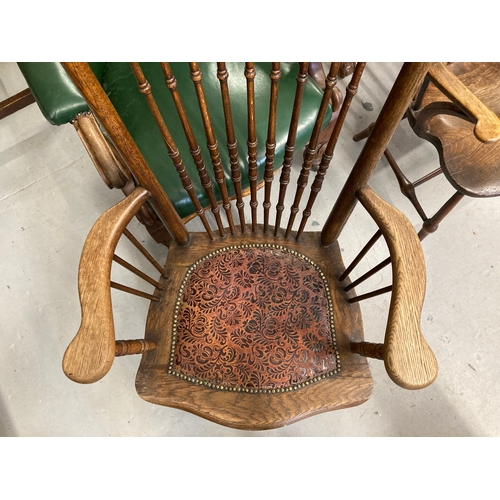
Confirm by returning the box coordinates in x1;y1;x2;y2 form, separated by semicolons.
127;62;364;241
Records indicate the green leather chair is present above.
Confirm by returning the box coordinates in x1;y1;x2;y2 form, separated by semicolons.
18;62;334;241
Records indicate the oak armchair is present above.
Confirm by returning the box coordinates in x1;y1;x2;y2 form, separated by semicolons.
47;62;440;430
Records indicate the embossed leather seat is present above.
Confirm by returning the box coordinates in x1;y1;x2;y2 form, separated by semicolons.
57;63;441;429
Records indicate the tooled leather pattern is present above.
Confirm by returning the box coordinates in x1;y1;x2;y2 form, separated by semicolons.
171;245;339;390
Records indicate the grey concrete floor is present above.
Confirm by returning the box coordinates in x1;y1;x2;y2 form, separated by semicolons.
1;62;500;437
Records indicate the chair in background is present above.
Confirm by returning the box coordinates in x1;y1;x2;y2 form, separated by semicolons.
354;62;500;242
57;62;441;430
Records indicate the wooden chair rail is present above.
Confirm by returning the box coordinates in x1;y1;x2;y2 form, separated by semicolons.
62;187;153;384
0;88;35;120
356;186;438;389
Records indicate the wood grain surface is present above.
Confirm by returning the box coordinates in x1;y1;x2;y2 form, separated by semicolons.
136;229;373;430
63;188;151;383
428;62;500;143
357;186;438;389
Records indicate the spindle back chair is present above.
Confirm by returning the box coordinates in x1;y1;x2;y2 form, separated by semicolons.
62;62;439;430
18;62;343;246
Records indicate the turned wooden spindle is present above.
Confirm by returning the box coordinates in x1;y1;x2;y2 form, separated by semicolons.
129;63;214;240
285;62;341;238
113;254;164;290
160;62;225;237
348;285;392;303
383;148;428;221
245;62;259;232
110;281;160;302
274;62;309;236
115;339;156;357
263;62;281;234
189;62;235;235
122;228;167;278
418;191;464;239
340;230;382;281
296;63;366;240
351;342;385;360
217;62;246;233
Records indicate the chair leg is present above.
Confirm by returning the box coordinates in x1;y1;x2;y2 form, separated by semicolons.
418;191;465;240
383;148;428;221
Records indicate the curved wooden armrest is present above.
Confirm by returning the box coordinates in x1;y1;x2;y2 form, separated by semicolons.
63;187;151;384
356;186;438;389
428;62;500;143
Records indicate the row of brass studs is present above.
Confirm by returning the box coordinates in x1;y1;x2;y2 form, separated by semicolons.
69;110;93;124
169;243;341;391
167;369;340;393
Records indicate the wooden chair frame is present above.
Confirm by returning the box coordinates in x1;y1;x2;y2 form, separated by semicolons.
60;62;442;429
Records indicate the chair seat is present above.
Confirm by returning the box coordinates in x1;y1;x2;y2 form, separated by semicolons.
171;244;339;391
135;230;372;430
421;113;500;197
102;63;331;218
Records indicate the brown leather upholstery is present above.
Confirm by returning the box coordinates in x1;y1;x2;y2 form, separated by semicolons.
171;244;339;392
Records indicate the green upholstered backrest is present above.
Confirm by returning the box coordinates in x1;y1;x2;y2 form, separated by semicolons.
18;62;330;219
102;62;330;218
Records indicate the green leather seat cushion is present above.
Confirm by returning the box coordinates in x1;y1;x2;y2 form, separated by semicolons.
102;63;330;219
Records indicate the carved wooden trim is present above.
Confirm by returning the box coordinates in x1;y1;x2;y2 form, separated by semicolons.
72;112;131;189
